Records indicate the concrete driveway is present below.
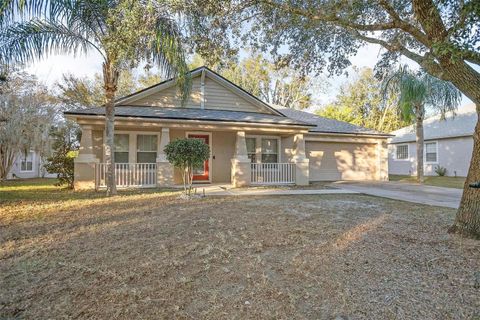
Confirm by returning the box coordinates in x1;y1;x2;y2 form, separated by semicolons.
331;181;463;208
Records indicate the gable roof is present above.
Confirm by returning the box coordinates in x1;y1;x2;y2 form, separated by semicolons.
390;104;476;143
274;106;392;137
115;66;283;116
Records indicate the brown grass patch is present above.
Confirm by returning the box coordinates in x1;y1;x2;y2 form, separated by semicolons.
1;183;479;319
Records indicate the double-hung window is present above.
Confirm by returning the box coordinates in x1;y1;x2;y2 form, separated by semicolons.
396;144;409;160
246;138;256;163
425;142;438;163
137;135;157;163
114;134;129;163
261;138;278;163
20;151;34;171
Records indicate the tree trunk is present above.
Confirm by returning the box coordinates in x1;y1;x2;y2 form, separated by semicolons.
0;146;16;180
415;105;425;183
449;104;480;238
438;64;480;238
103;61;119;196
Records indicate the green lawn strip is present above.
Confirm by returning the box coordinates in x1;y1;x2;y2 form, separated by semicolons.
389;175;466;189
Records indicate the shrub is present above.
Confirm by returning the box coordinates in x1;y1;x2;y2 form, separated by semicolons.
164;138;210;195
434;165;447;177
44;124;79;189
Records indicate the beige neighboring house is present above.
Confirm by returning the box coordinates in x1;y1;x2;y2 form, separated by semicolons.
65;67;391;190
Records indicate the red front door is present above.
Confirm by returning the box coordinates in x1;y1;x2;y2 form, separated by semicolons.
187;134;210;181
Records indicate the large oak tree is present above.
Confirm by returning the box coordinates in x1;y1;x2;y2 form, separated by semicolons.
186;0;480;237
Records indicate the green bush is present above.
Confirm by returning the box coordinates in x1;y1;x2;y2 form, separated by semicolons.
164;138;210;195
44;124;80;189
434;165;447;177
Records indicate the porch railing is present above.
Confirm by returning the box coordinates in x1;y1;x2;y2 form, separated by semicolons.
96;163;157;188
251;163;296;185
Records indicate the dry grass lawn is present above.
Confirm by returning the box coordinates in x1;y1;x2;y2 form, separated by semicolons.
1;179;479;319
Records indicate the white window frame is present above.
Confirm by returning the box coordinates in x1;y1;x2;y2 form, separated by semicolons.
136;134;158;163
245;137;257;163
19;151;35;172
424;141;439;164
395;144;409;161
113;133;130;164
245;135;281;163
104;130;161;164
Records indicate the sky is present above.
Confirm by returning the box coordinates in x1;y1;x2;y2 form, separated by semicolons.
25;43;473;111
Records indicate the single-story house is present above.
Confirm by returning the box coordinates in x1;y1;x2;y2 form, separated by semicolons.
388;104;476;177
65;66;391;190
6;150;56;179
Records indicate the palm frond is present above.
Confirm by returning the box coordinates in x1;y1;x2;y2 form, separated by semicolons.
423;74;462;118
0;0;75;26
144;11;190;105
0;18;105;67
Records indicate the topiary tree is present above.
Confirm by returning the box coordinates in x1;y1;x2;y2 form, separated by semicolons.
164;138;210;196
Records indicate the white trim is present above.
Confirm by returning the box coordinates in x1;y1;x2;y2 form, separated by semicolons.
245;134;281;163
105;130;161;164
204;69;281;115
200;69;206;109
114;67;283;116
19;151;35;172
394;144;409;161
186;131;213;183
68;114;311;131
424;141;439;164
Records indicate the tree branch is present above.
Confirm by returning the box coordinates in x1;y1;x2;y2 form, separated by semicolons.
349;29;446;79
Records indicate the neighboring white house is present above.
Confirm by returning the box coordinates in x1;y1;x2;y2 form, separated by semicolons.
6;150;57;179
388;104;476;177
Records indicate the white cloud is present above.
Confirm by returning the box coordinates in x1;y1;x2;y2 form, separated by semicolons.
25;51;103;87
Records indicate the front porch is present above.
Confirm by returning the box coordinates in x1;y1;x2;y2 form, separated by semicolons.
74;124;310;190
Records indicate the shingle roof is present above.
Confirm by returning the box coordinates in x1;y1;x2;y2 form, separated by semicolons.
65;106;314;127
274;107;392;136
389;104;476;143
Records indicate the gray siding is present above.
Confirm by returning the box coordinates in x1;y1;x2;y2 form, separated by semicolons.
388;136;473;177
7;151;56;179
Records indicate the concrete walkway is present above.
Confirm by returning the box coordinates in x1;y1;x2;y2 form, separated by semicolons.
190;184;359;196
331;181;462;208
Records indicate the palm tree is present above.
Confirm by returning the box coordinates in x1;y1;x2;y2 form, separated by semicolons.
0;0;190;195
383;66;462;183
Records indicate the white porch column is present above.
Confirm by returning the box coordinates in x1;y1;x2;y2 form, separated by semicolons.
377;140;389;181
231;131;251;187
74;125;99;190
156;128;174;186
292;133;309;186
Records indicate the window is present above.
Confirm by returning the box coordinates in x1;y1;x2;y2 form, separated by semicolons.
261;138;278;163
425;142;438;163
114;134;129;163
20;151;34;171
246;138;256;163
396;144;409;160
137;135;157;163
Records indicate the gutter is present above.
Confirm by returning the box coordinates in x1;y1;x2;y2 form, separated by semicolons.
64;113;315;130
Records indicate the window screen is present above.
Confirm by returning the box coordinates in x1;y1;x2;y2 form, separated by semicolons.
137;135;157;163
261;138;278;163
20;151;33;171
246;138;256;163
114;134;129;163
425;142;437;162
396;145;408;160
